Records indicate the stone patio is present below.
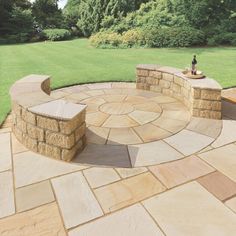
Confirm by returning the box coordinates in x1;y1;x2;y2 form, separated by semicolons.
1;82;236;235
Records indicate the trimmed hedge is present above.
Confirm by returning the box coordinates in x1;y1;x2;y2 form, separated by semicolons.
42;29;71;41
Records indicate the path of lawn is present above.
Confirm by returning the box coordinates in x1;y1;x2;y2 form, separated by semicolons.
0;38;236;124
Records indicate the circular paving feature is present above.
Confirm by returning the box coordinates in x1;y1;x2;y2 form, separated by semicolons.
99;102;134;115
63;85;191;145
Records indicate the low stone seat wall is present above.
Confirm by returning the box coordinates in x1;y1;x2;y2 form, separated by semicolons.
10;75;87;161
136;65;222;119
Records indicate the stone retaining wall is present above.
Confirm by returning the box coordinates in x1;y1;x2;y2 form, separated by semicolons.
136;65;222;119
10;75;87;161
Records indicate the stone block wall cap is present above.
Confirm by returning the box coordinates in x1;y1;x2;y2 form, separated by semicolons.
15;74;50;84
188;78;222;90
29;99;87;120
136;64;161;70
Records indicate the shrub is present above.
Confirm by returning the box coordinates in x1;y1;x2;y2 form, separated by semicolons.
207;32;236;46
122;29;145;47
144;27;206;47
42;29;71;41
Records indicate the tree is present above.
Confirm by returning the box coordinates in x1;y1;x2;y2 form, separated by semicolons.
32;0;65;29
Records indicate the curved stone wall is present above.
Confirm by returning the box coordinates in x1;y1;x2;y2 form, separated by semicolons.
136;65;222;119
10;75;87;161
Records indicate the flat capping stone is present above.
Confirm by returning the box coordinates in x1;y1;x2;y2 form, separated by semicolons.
29;99;87;121
136;65;222;91
15;74;50;84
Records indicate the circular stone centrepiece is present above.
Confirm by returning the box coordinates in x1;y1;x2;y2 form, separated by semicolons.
99;102;134;115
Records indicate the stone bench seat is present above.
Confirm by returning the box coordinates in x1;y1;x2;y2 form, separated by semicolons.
136;64;222;119
10;75;87;161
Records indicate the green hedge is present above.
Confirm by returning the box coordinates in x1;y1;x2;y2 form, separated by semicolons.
90;27;206;48
42;29;71;41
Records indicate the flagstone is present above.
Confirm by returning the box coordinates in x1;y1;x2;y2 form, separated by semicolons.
66;92;90;102
0;203;66;236
151;95;176;104
100;102;134;115
128;140;183;167
86;83;112;90
85;89;105;96
128;110;160;125
86;112;109;126
102;94;127;102
11;133;28;154
149;156;215;189
198;144;236;182
50;91;69;99
107;128;142;145
86;126;109;144
68;204;164;236
52;171;103;229
165;129;214;156
14;151;87;188
125;96;148;104
0;133;12;172
143;182;236;236
84;103;100;113
102;115;138;128
211;119;236;148
0;171;15;219
134;101;162;113
152;117;187;133
222;100;236;120
198;171;236;201
115;167;148;178
16;180;55;212
225;197;236;213
83;167;120;188
103;88;123;95
83;97;106;105
73;144;130;168
161;102;188;111
94;172;166;213
133;124;171;143
112;82;136;89
186;117;222;138
161;109;191;121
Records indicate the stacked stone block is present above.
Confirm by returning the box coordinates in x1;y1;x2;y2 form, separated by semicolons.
136;65;222;119
10;75;87;161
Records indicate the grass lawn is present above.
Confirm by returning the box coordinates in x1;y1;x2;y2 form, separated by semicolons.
0;38;236;125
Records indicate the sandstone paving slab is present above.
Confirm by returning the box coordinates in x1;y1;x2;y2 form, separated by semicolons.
143;181;236;236
50;91;70;99
112;82;136;89
125;96;148;104
103;88;123;95
161;109;191;122
198;171;236;201
149;156;215;189
161;102;188;111
94;172;166;213
65;92;90;102
68;204;164;236
86;126;109;144
115;167;148;178
186;117;222;138
211;119;236;148
82;97;106;105
16;180;55;212
52;171;103;229
0;133;12;172
165;129;214;156
198;144;236;182
102;94;127;103
134;101;162;113
86;112;109;126
128;140;183;167
14;151;87;188
84;103;100;113
107;128;142;145
100;102;134;115
225;197;236;213
11;133;28;154
86;83;112;90
60;85;88;93
133;123;171;143
0;171;15;218
152;117;188;133
85;89;105;96
121;88;143;96
150;95;176;104
102;115;138;128
73;144;131;168
0;202;66;236
222;100;236;120
83;167;120;188
128;110;160;125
